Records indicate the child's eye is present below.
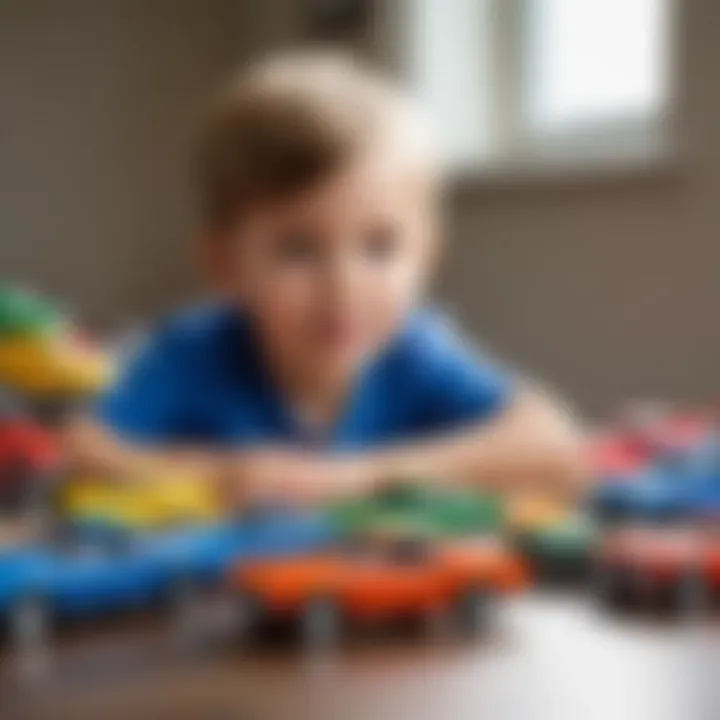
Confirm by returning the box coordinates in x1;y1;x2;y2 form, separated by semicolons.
273;231;322;264
364;225;400;261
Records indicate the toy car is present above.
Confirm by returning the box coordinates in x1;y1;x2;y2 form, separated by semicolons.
590;407;710;478
513;515;598;583
0;393;59;511
505;495;569;534
228;535;528;647
505;495;597;582
593;524;720;613
0;284;112;398
329;483;505;538
592;433;720;523
589;434;651;477
0;509;335;652
0;284;64;338
61;472;221;531
0;331;113;398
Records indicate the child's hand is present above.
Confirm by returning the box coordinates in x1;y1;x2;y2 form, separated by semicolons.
220;449;375;508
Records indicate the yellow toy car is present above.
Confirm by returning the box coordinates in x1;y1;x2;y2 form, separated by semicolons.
506;494;570;534
0;332;113;397
62;473;221;530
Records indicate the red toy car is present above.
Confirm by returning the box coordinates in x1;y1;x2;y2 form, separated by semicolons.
0;395;58;510
590;408;711;477
594;524;720;613
228;535;528;647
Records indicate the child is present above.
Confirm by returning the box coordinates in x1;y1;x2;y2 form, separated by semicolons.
68;53;586;506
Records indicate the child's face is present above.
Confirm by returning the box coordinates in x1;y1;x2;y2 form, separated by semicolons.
216;152;436;385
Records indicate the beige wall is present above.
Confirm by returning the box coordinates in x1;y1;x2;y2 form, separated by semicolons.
2;2;719;413
0;0;258;324
436;2;720;413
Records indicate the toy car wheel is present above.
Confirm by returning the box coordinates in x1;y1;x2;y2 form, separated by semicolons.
591;560;612;605
234;589;264;645
168;575;204;645
677;569;708;618
9;595;50;656
300;596;343;649
453;585;491;638
591;560;631;608
629;565;655;608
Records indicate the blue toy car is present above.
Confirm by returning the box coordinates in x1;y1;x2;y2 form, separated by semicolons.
593;438;720;522
0;510;335;650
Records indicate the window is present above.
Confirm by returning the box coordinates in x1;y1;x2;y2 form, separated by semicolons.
402;0;675;173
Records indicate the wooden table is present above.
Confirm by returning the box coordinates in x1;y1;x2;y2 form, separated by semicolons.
1;592;717;720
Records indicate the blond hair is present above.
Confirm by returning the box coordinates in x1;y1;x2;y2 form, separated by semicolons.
195;52;434;230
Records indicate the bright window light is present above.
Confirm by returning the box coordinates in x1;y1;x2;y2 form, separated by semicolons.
409;0;493;166
402;0;674;170
526;0;672;134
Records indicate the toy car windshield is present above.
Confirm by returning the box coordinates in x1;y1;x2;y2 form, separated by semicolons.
340;534;432;565
49;519;136;556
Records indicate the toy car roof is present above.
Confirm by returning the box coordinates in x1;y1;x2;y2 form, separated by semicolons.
329;483;504;537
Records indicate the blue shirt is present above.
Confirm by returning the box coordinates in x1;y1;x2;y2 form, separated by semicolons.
96;305;514;450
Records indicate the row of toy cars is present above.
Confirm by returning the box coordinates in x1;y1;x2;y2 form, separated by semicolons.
500;405;718;601
590;405;720;615
6;393;717;664
0;285;529;658
0;508;336;654
0;283;113;516
0;480;530;660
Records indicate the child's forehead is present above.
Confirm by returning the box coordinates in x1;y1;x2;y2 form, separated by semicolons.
254;147;437;225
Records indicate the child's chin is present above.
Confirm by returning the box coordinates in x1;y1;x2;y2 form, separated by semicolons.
312;347;369;378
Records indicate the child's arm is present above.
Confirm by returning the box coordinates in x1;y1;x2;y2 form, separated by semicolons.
365;386;588;499
64;416;370;505
234;385;587;504
67;383;585;506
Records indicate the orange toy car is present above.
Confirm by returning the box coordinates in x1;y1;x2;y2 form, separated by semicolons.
228;536;528;646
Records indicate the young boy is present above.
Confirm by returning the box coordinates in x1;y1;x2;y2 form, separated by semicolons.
69;53;586;506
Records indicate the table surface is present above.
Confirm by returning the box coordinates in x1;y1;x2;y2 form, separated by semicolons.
1;592;718;720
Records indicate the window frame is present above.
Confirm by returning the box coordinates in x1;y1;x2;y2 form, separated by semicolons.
384;0;679;178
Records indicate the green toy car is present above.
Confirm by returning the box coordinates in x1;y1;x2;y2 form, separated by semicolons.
513;515;598;582
0;284;64;338
329;483;505;538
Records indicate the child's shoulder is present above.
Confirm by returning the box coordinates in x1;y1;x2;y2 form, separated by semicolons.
155;301;238;339
378;308;513;424
389;308;474;364
142;302;253;366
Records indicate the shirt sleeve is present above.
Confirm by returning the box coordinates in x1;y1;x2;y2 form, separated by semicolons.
94;328;189;443
401;312;516;433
